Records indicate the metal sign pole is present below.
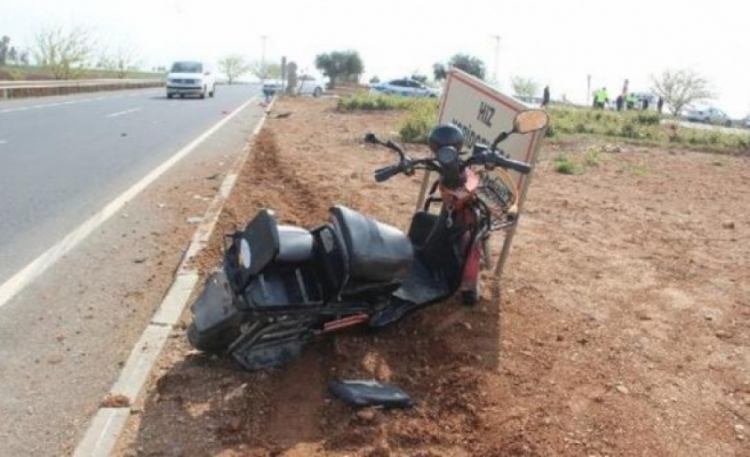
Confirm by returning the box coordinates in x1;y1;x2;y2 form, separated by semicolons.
494;129;546;277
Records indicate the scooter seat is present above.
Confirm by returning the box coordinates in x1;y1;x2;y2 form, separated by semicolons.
329;205;413;283
277;225;314;263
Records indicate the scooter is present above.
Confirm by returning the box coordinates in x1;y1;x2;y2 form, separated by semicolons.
187;109;549;371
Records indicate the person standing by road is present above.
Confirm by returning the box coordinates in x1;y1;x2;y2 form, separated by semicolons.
657;96;664;114
616;94;624;111
594;87;608;109
541;85;550;108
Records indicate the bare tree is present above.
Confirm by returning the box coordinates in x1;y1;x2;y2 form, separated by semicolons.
99;44;139;78
0;36;10;66
651;69;714;116
33;25;94;79
511;76;540;99
249;60;281;80
218;55;249;84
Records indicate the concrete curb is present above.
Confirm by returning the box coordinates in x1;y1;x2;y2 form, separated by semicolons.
72;97;274;457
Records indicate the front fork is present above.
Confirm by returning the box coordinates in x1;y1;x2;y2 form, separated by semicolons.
457;208;489;306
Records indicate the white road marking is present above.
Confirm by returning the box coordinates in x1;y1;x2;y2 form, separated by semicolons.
0;94;258;309
0;90;160;115
106;107;141;118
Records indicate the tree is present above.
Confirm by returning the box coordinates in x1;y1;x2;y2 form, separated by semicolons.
0;36;10;66
369;76;380;84
99;44;139;78
218;54;249;84
314;50;364;88
511;76;540;99
433;54;487;81
8;47;17;65
19;50;29;66
651;69;714;116
433;63;447;81
249;60;281;80
33;25;94;79
411;73;428;84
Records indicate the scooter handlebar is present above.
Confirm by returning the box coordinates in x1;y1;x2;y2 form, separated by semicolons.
493;154;532;174
374;165;402;182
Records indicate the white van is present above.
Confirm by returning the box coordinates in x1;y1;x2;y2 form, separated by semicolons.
166;60;217;99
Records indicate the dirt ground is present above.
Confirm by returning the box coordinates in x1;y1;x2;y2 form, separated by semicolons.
114;97;750;456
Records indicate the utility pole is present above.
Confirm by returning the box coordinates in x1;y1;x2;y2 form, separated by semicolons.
490;34;501;86
260;35;268;81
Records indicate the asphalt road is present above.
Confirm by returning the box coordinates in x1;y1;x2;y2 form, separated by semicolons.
0;85;260;283
0;84;263;455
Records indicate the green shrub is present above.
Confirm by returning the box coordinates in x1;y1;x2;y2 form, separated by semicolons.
399;103;438;143
635;112;661;125
584;147;603;166
553;155;583;175
337;93;438;112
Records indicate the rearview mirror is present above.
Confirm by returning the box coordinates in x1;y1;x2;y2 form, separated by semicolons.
513;110;549;134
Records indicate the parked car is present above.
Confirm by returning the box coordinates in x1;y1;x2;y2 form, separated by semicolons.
296;74;325;97
260;76;325;97
685;106;732;126
369;78;441;98
166;60;216;99
631;92;658;109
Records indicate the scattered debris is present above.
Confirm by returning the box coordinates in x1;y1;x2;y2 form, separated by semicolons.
615;383;630;395
329;380;413;409
101;393;130;408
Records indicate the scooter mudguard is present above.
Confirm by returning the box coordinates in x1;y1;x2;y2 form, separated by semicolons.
190;268;241;336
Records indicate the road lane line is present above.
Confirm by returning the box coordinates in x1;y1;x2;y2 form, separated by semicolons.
106;107;141;118
0;90;160;115
0;94;258;310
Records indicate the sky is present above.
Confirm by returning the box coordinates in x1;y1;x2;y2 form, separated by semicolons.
3;0;748;117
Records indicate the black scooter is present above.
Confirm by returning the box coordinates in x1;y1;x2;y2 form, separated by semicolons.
187;109;549;371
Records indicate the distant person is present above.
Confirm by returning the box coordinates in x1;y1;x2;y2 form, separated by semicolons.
595;87;608;109
626;92;637;110
657;97;664;114
541;85;550;108
616;94;624;111
642;98;649;110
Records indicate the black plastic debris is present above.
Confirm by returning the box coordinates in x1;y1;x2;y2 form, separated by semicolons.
328;380;413;409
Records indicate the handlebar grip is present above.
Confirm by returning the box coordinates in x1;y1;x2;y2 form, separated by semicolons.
495;155;532;174
374;165;401;182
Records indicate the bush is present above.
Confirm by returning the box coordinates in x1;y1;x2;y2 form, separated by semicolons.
337;93;437;111
584;146;603;166
399;102;437;143
553;155;583;175
635;112;661;125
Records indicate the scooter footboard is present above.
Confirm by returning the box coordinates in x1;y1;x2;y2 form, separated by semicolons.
188;268;242;352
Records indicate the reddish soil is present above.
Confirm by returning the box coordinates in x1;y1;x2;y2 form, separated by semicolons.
114;97;750;456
